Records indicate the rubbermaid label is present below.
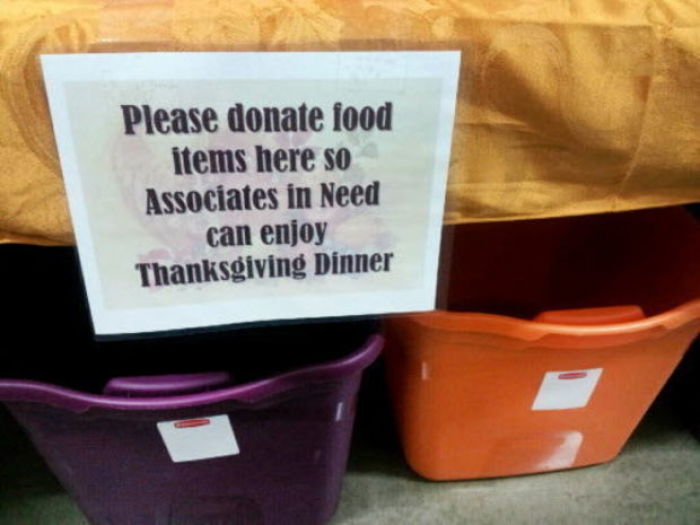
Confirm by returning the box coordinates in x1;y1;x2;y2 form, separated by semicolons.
531;368;603;410
158;414;240;463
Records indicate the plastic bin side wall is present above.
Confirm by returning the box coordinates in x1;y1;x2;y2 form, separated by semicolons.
385;318;700;481
5;376;363;525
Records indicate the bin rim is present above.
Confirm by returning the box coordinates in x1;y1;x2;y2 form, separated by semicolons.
391;300;700;341
0;334;383;413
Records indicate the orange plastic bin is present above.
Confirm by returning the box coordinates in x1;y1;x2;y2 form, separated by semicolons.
385;207;700;480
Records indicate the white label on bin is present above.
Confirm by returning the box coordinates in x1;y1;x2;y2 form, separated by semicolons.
157;414;240;463
532;368;603;410
41;52;461;336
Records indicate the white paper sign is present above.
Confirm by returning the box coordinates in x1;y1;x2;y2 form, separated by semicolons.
42;52;460;335
157;414;240;463
532;368;603;411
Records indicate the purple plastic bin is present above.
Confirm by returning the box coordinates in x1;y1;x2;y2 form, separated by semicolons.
0;334;382;525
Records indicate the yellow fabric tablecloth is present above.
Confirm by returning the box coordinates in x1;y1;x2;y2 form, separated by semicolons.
1;0;699;245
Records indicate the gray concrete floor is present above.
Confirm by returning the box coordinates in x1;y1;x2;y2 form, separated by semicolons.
1;400;698;525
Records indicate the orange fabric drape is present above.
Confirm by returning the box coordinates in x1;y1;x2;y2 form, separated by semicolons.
1;0;699;245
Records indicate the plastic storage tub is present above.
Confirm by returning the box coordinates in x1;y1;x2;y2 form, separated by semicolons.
0;333;381;525
384;207;700;480
1;243;382;525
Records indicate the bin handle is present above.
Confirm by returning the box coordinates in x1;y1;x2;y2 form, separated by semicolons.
533;305;646;325
103;372;233;397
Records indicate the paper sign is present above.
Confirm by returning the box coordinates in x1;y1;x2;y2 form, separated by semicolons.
42;51;460;335
532;368;603;410
157;414;240;463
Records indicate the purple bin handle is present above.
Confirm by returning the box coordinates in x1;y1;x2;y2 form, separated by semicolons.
0;334;383;413
103;372;233;397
